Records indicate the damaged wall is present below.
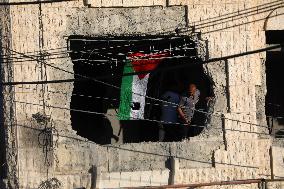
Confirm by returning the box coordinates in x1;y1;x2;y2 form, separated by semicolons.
0;0;284;188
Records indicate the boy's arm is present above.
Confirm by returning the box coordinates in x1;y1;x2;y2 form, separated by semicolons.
194;90;200;104
178;96;190;124
177;107;189;124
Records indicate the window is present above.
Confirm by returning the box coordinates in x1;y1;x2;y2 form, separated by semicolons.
68;35;213;144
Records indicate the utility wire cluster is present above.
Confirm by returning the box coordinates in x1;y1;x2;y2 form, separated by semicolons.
2;43;282;133
0;44;281;85
14;99;276;138
11;121;284;171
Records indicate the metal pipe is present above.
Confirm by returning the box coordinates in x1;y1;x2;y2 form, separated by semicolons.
127;178;284;189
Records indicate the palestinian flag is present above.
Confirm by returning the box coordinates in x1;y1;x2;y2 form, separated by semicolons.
118;52;168;120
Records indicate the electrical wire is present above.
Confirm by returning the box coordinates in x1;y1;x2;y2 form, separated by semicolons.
1;41;276;131
142;1;284;35
14;100;271;136
6;41;278;80
14;85;282;123
202;10;284;34
10;85;275;124
2;46;120;90
2;46;279;129
12;122;277;169
157;1;284;35
195;3;284;30
0;44;283;76
193;0;284;26
1;44;280;86
121;44;282;77
0;35;194;60
0;42;196;63
0;0;76;5
1;78;76;85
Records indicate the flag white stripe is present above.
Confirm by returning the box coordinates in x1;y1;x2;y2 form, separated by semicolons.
130;74;149;120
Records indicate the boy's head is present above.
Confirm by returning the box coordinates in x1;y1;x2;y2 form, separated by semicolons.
187;83;197;96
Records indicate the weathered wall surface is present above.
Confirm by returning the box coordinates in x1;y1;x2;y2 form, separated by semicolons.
271;145;284;179
1;0;284;188
0;1;19;188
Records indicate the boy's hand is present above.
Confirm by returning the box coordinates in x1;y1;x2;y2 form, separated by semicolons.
186;119;191;125
183;117;190;125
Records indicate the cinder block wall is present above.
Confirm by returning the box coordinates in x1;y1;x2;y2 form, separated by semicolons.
1;0;284;188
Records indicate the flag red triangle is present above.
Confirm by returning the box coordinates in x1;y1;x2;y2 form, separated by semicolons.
128;52;169;79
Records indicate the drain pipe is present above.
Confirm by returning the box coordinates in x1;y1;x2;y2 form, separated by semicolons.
168;156;179;185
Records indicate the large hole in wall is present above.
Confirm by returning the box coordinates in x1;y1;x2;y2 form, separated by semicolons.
68;35;213;144
265;30;284;138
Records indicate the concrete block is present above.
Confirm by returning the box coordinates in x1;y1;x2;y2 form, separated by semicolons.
151;170;164;186
140;171;152;186
160;170;170;185
119;171;132;187
129;171;142;187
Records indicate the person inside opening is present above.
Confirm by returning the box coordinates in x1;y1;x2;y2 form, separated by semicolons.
160;81;182;142
177;83;200;140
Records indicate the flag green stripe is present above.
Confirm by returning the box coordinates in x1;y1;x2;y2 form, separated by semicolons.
118;60;134;120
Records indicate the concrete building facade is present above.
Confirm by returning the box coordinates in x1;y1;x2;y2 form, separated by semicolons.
0;0;284;188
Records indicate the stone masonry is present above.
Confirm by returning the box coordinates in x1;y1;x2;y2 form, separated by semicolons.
0;0;284;188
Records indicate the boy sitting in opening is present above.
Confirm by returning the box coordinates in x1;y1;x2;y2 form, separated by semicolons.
177;83;200;139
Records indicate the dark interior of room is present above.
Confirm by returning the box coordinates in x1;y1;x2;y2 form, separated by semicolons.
68;35;213;144
145;61;213;138
265;30;284;137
